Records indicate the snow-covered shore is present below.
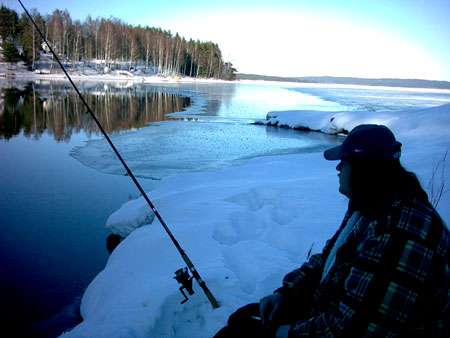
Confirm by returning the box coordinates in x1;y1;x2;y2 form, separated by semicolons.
5;60;450;90
0;60;234;84
60;102;450;337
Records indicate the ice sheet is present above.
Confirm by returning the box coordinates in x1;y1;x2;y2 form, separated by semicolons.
71;120;341;180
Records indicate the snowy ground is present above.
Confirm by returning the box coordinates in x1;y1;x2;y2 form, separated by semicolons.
60;103;450;337
0;59;233;84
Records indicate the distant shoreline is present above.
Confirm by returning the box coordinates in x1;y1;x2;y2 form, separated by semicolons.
2;63;450;90
238;73;450;90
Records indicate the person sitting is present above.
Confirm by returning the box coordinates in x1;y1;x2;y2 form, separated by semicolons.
214;124;450;337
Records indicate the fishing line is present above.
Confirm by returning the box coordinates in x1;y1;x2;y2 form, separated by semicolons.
18;0;220;309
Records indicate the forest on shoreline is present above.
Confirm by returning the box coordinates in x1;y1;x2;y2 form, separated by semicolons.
0;5;237;80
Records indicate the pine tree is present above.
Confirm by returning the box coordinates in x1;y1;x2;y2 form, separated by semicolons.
2;38;20;67
19;11;44;68
0;5;19;41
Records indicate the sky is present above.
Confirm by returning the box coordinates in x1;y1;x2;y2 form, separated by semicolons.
5;0;450;81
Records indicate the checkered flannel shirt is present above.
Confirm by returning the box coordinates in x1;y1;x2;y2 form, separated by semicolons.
278;197;450;337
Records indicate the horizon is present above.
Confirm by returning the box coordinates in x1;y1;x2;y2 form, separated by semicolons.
4;0;450;81
236;73;450;83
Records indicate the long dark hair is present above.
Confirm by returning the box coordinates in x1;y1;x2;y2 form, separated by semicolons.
347;157;428;213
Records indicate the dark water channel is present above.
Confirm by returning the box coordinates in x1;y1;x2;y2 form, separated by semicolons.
0;80;342;337
0;81;193;337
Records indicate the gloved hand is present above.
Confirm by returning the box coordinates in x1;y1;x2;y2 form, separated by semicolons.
276;325;291;338
259;293;285;328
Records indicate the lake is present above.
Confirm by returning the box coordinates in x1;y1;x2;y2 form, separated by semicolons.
1;79;449;337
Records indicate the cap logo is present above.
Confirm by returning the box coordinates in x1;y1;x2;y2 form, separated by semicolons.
354;149;363;152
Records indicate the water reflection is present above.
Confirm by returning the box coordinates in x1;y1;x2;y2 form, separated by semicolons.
0;82;192;142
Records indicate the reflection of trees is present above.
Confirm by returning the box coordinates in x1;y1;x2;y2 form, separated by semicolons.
0;85;48;140
0;82;191;142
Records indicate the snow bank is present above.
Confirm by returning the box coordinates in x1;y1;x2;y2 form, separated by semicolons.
61;103;450;337
106;198;155;238
262;104;449;136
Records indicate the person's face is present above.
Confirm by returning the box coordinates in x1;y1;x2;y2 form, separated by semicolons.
336;159;353;198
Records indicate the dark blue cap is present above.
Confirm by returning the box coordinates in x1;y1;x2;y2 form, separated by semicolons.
324;124;402;161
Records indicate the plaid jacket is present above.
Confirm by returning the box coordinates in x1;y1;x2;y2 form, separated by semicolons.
278;197;450;337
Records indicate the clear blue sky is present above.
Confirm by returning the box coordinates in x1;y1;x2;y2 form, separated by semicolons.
5;0;450;81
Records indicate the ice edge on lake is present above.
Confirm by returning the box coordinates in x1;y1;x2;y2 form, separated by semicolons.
61;103;450;338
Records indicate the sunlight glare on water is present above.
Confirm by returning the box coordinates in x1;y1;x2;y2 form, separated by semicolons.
169;83;344;121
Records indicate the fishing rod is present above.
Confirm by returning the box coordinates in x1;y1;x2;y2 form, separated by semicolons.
18;0;220;309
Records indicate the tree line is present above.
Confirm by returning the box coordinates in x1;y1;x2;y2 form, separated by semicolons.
0;5;237;80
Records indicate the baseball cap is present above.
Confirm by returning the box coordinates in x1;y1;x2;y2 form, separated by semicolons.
324;124;402;161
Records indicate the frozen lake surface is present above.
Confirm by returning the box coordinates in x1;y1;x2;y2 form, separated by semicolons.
71;121;341;179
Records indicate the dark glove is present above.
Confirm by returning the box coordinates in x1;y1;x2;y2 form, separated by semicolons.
259;293;285;328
